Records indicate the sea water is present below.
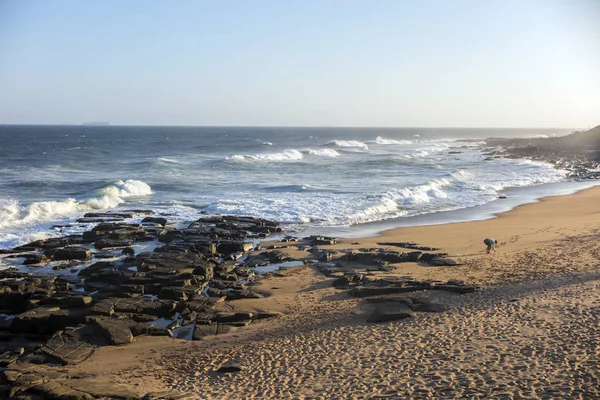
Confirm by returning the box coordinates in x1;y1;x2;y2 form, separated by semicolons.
0;125;592;248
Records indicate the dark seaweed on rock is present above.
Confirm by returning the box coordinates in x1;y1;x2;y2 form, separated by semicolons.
0;214;285;399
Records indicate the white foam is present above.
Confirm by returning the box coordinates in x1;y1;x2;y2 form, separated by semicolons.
0;180;152;231
411;143;450;157
227;149;304;161
368;136;413;145
158;157;181;164
325;140;369;151
305;149;340;158
390;179;450;205
451;169;474;180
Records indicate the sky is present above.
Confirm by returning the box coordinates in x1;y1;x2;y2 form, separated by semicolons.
0;0;599;128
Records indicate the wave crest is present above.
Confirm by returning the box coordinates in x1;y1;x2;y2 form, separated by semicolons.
0;179;152;230
368;136;413;145
325;140;369;151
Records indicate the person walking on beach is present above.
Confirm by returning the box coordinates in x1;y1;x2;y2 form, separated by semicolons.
484;238;497;253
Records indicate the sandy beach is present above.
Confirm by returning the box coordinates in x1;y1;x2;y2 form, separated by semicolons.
24;184;595;399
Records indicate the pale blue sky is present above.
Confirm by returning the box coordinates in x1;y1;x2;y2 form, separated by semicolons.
1;0;598;127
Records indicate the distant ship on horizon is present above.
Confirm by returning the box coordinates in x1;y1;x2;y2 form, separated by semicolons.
81;121;110;126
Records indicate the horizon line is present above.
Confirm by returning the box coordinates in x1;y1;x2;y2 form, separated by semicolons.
0;123;585;130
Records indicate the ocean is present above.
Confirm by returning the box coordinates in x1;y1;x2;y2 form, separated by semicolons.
0;125;594;249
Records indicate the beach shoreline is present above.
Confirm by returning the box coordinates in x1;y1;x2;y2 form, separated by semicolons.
3;185;600;399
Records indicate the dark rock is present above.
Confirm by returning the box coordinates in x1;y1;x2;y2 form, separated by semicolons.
10;307;90;335
122;247;136;256
332;274;363;289
349;286;424;298
216;241;254;255
143;391;198;400
306;236;337;245
252;311;282;320
192;324;231;340
22;254;52;265
51;247;92;261
365;297;413;306
92;298;176;317
426;257;461;266
433;284;476;294
38;295;93;309
39;325;102;364
94;238;134;249
142;216;168;226
226;289;264;300
216;312;254;323
96;319;134;345
410;298;448;312
84;212;135;219
367;302;413;323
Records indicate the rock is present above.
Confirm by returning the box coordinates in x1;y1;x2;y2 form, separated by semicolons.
39;295;93;309
365;297;413;306
217;361;242;373
367;302;413;323
349;286;424;298
192;324;231;340
96;319;134;345
306;236;337;245
332;274;363;289
10;307;90;335
65;379;139;399
92;298;176;317
143;391;198;400
226;289;263;300
433;284;476;294
216;312;254;323
22;254;52;265
51;247;92;261
122;247;136;256
410;298;447;312
252;311;282;320
427;257;461;266
216;241;254;255
94;238;134;249
39;325;100;365
142;216;168;226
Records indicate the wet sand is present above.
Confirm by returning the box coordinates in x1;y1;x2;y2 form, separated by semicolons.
60;186;600;399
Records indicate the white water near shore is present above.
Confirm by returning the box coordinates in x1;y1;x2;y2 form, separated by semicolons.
0;125;579;248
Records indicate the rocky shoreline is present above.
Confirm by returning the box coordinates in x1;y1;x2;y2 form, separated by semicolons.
480;125;600;180
2;127;598;399
0;211;476;399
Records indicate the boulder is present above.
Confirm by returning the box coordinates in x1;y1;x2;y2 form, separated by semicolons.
367;302;413;323
50;247;92;261
410;298;448;312
433;284;476;294
94;238;134;249
96;319;134;345
10;307;89;335
215;312;254;323
192;324;231;340
39;325;102;365
142;216;168;226
226;289;264;300
349;286;424;298
216;241;254;255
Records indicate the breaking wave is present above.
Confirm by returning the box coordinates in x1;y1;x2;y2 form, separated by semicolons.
0;180;152;230
324;140;369;151
228;148;340;162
